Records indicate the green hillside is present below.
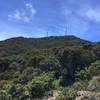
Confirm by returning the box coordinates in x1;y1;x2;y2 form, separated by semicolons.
0;36;100;100
0;35;90;56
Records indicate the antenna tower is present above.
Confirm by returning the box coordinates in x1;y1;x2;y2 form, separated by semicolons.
47;32;48;37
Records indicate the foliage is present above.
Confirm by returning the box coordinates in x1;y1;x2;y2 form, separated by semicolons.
57;87;76;100
27;73;53;98
0;36;100;99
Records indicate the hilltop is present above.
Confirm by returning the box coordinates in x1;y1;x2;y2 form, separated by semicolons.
0;36;90;47
0;35;91;56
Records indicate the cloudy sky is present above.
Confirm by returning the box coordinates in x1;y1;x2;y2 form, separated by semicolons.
0;0;100;41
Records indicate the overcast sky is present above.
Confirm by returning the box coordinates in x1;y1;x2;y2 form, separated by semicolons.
0;0;100;41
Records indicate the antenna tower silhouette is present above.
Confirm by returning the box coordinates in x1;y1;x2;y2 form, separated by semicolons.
46;32;48;37
65;23;70;37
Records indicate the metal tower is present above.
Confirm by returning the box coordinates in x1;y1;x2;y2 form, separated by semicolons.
46;32;48;37
65;24;70;37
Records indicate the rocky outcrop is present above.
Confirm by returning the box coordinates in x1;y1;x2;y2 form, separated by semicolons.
48;90;59;100
76;76;100;100
75;91;91;100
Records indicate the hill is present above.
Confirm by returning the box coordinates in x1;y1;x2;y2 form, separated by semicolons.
0;35;90;48
0;35;91;56
0;35;100;100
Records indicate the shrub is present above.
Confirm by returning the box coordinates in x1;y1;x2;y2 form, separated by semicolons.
57;87;76;100
27;73;53;98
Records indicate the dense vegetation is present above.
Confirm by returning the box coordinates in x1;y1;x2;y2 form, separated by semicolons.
0;36;100;100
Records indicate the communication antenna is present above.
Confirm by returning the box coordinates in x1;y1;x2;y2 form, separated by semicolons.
65;24;68;37
65;23;70;37
46;32;48;37
46;31;49;56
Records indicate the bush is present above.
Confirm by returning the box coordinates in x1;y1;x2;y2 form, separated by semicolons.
39;56;61;71
27;73;53;98
75;67;91;81
39;56;61;79
57;87;76;100
88;61;100;76
7;84;31;100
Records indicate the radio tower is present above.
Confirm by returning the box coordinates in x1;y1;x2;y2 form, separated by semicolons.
47;32;48;37
65;26;67;36
65;24;68;38
46;31;49;56
65;24;70;37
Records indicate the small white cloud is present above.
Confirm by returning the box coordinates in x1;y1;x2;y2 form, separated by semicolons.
85;8;100;22
8;10;22;20
78;7;100;23
8;3;37;23
26;3;37;16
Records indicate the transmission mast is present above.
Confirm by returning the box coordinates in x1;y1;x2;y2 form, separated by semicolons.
65;24;68;37
46;32;48;37
65;23;70;37
65;26;67;36
46;31;49;56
